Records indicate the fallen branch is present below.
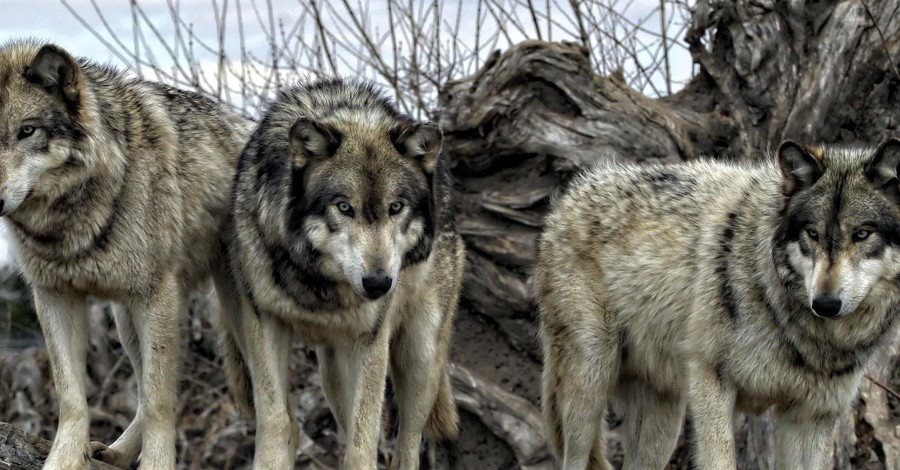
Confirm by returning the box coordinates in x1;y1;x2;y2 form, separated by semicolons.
448;363;553;469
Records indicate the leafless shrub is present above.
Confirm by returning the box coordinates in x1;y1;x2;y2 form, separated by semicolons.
60;0;693;118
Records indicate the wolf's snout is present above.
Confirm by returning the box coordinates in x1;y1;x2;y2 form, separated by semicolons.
811;295;843;318
362;271;393;299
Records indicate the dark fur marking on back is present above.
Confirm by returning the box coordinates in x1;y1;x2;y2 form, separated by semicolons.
646;171;677;185
716;211;740;320
644;170;697;200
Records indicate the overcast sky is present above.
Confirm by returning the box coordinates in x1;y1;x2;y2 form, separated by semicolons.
0;1;693;99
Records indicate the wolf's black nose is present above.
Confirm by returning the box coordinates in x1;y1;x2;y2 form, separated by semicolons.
0;199;4;215
362;273;392;299
812;295;843;318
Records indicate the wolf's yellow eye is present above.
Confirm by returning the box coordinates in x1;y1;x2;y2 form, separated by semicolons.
336;201;354;216
18;125;35;139
805;227;818;240
853;230;871;241
389;201;405;215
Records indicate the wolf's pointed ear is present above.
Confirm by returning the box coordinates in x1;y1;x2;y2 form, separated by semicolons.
392;121;442;174
866;138;900;192
289;118;341;167
778;140;823;195
24;45;83;111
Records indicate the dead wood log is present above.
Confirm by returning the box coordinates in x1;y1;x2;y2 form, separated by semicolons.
0;421;119;470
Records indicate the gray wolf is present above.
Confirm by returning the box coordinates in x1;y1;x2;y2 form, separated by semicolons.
222;79;464;469
535;139;900;469
0;40;252;469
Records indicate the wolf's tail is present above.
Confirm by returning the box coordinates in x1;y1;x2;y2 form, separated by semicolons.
213;263;254;419
220;326;254;419
425;369;459;442
543;359;564;460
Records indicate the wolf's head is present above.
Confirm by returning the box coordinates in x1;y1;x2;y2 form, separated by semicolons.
0;42;89;216
776;138;900;319
288;110;441;300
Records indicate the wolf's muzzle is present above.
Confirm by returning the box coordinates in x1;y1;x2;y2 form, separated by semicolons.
362;272;392;299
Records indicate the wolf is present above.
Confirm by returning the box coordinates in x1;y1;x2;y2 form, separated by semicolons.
535;139;900;469
0;40;253;469
222;79;464;469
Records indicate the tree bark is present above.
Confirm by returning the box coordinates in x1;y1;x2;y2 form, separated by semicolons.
439;0;900;467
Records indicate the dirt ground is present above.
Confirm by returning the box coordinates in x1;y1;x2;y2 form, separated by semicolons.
0;292;545;469
449;308;541;468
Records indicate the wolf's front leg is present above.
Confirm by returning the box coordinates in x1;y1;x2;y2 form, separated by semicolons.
33;288;91;470
774;410;838;470
129;272;181;469
688;361;737;469
240;298;297;470
342;327;392;470
389;304;449;470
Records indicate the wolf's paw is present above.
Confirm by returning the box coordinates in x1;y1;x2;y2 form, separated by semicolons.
41;451;91;470
90;441;132;468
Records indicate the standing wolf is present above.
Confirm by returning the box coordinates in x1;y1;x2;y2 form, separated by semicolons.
0;40;252;469
223;79;463;469
536;139;900;469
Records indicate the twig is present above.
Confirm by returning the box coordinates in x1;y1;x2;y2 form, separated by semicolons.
859;0;900;81
866;373;900;401
660;0;672;95
61;0;691;113
526;0;542;40
58;0;132;66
